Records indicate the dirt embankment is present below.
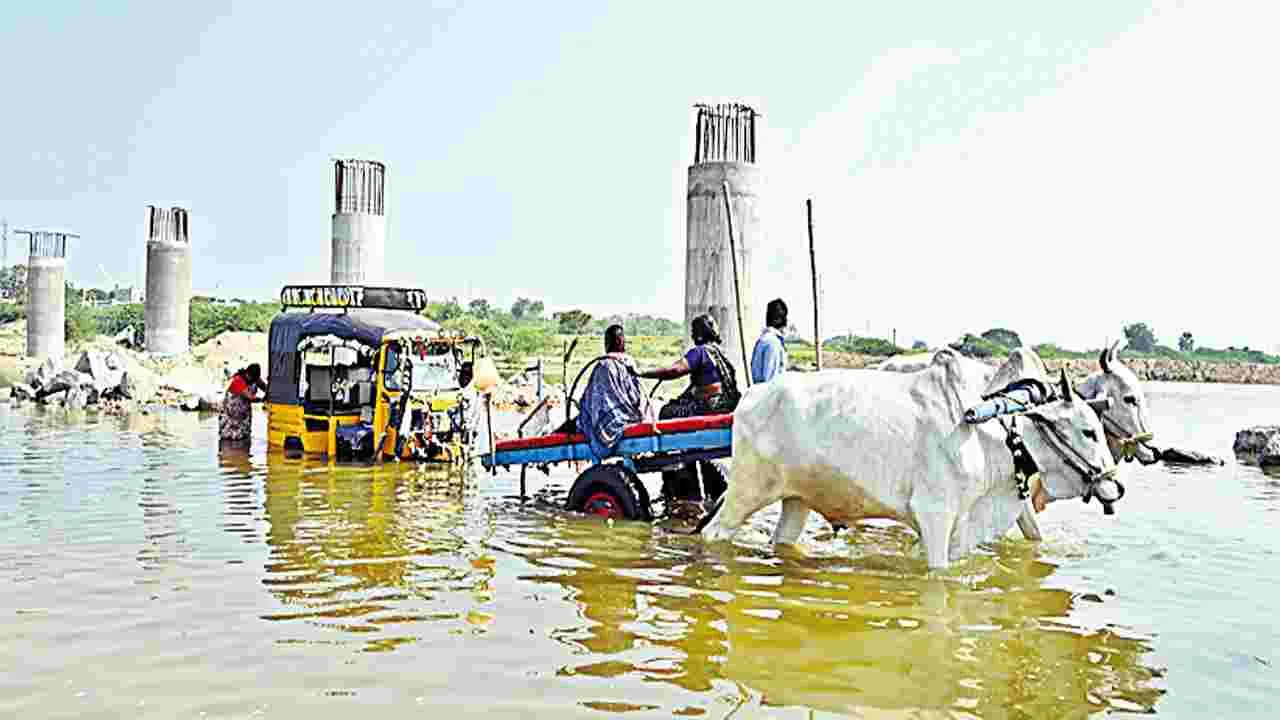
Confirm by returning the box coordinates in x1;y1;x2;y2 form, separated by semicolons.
1042;356;1280;385
792;348;1280;385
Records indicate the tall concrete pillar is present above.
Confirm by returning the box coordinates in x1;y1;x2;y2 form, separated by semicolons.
330;159;386;285
22;230;73;361
685;103;761;387
145;206;193;354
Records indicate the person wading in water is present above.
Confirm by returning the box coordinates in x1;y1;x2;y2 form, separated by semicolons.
219;363;267;444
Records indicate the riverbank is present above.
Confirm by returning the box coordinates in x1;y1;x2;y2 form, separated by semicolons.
787;345;1280;385
7;323;1280;408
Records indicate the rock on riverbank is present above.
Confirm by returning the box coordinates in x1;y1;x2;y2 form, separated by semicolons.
1233;426;1280;466
2;329;245;413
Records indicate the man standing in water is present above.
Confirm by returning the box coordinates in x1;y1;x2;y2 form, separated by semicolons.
750;298;789;384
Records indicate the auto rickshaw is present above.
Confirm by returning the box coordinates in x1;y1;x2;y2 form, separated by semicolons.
265;285;495;464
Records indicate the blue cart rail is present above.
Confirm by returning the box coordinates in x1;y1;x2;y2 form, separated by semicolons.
480;414;734;521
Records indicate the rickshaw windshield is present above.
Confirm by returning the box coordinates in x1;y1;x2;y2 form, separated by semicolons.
384;345;461;392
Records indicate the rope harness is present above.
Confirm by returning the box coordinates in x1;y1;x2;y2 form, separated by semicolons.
986;378;1125;515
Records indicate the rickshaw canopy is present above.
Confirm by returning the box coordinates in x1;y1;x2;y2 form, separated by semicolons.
267;309;440;406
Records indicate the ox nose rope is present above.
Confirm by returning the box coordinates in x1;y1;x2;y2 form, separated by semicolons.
998;413;1124;515
1031;417;1124;515
1097;409;1155;460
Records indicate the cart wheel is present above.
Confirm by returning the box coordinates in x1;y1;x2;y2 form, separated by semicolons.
566;464;650;521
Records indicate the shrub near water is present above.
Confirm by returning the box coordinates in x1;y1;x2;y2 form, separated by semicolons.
189;302;277;345
0;303;23;324
52;301;280;349
824;335;908;357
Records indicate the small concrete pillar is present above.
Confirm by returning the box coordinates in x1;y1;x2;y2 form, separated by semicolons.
22;231;72;361
144;206;193;354
685;103;761;387
330;159;387;285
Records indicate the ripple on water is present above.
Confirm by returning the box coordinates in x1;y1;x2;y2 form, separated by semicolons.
6;397;1279;716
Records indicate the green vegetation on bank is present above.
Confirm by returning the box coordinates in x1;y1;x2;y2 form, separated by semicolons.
0;303;23;325
55;297;279;347
960;323;1280;365
8;287;1280;371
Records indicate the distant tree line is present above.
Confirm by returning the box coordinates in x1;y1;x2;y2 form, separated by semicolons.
943;322;1280;365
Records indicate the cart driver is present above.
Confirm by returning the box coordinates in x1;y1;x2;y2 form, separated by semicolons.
556;324;644;460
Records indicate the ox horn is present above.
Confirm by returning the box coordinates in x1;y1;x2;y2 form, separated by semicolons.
1059;368;1072;401
1099;346;1111;374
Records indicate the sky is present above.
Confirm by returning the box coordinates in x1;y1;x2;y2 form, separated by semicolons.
2;0;1277;352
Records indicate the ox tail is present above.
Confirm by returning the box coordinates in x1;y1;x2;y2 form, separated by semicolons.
691;495;726;535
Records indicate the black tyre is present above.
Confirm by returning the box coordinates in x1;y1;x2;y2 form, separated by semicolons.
566;464;651;521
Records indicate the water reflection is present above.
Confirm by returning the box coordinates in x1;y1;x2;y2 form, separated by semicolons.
513;515;1166;717
255;453;495;651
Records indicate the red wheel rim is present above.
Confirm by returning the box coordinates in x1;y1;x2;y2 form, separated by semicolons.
583;490;622;519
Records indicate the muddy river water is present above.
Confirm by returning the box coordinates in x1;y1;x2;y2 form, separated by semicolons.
2;382;1277;718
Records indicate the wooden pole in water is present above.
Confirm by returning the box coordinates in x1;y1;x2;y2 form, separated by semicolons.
486;394;496;476
721;180;751;388
808;199;822;371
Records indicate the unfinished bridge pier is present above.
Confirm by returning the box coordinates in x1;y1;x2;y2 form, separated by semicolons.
330;159;386;285
685;102;761;387
20;230;76;361
144;206;193;355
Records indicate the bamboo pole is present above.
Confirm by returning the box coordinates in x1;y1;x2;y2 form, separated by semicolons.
721;180;751;387
807;199;822;371
486;395;495;476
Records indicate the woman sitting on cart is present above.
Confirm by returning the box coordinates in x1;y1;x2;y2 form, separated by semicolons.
557;324;645;460
636;314;740;503
637;313;740;419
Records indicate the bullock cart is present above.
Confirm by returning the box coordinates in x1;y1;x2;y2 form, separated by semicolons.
479;413;734;521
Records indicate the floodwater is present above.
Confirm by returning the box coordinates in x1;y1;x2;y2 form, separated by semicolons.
1;382;1277;718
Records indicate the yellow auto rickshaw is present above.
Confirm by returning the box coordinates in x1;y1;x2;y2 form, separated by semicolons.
265;285;496;464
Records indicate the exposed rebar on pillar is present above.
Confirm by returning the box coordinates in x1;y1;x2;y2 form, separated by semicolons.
330;159;387;285
18;229;77;361
685;103;760;389
145;206;193;354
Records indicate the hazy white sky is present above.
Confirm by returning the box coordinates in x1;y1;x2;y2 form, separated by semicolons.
2;0;1276;351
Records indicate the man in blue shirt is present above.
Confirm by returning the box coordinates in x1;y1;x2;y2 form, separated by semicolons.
750;298;789;384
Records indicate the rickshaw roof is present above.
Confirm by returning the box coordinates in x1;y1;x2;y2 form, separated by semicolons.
268;309;440;350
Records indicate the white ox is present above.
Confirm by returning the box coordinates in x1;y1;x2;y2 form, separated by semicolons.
702;349;1123;569
881;343;1158;466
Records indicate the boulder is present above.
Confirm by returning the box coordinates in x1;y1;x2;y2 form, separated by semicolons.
37;370;94;399
10;383;36;402
118;368;158;405
74;350;128;396
1157;446;1225;466
1233;426;1280;466
64;386;96;410
181;390;224;413
112;324;137;348
24;356;62;390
